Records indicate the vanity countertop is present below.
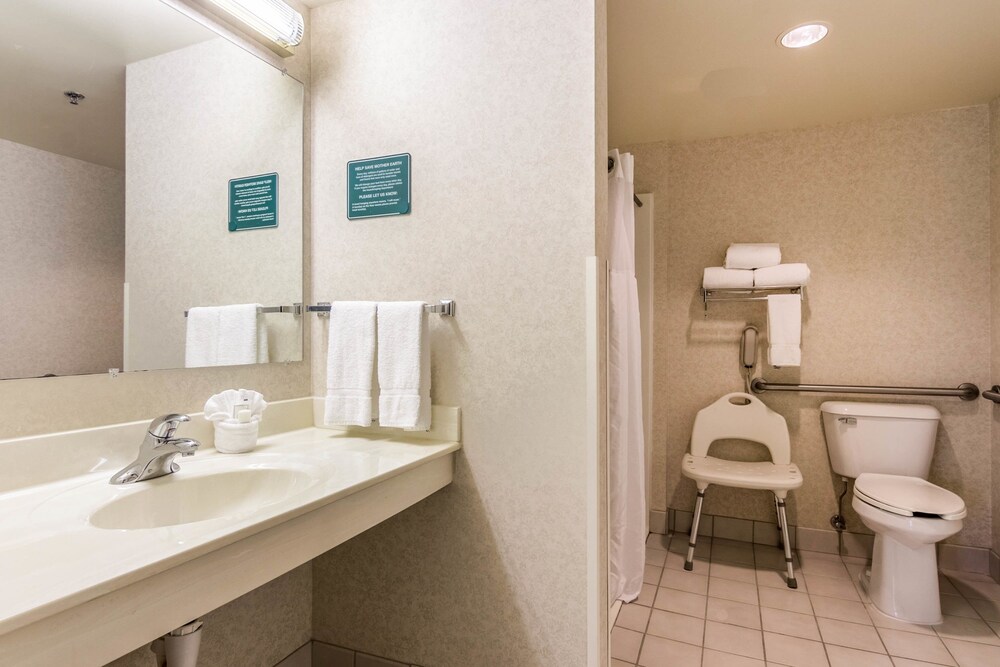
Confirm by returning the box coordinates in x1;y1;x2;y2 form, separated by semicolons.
0;426;459;639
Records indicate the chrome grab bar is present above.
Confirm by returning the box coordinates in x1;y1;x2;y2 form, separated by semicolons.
750;378;980;401
983;386;1000;404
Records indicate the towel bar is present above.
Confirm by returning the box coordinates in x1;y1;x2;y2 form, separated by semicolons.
184;300;456;318
184;304;302;317
983;386;1000;403
751;378;980;401
306;300;455;318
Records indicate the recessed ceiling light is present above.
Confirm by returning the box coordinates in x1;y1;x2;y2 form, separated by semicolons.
778;22;830;49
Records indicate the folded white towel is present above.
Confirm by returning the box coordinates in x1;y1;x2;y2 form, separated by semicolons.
324;301;377;427
377;301;431;430
204;388;267;423
703;267;754;289
754;263;811;288
767;294;802;368
185;304;267;368
725;243;781;270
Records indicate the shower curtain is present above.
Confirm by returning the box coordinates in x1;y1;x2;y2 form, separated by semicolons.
608;149;646;603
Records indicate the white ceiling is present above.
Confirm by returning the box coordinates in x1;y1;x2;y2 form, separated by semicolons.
609;0;1000;146
0;0;217;169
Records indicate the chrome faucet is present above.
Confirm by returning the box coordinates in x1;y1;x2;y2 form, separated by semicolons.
109;414;200;485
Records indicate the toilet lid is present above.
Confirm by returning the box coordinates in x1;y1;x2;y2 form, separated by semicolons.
854;473;966;520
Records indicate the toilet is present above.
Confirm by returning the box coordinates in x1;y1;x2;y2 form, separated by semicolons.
820;401;966;625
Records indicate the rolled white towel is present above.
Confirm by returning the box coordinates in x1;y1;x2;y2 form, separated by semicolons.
754;263;810;288
703;267;754;289
725;244;781;270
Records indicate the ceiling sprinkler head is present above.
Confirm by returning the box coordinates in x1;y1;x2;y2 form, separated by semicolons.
63;91;85;105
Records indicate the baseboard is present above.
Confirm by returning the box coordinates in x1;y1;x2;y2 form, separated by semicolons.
274;642;311;667
312;640;419;667
661;507;993;576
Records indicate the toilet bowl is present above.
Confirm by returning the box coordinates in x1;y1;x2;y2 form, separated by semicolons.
820;401;967;626
852;473;966;625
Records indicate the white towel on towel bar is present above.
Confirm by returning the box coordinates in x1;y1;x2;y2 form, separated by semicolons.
767;294;802;368
185;303;267;368
324;301;377;427
724;243;781;270
703;267;754;289
377;301;431;430
754;263;811;288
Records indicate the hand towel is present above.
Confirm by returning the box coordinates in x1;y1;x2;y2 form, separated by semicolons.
377;301;431;430
754;263;811;287
767;294;802;368
185;304;267;368
324;301;377;427
703;267;754;289
724;243;782;270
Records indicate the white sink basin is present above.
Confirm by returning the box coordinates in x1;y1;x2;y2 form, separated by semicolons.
30;454;324;531
89;467;317;530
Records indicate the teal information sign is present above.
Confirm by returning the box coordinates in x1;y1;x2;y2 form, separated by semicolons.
229;173;278;231
347;153;411;219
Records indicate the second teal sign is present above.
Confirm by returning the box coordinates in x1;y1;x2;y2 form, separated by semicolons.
347;153;411;219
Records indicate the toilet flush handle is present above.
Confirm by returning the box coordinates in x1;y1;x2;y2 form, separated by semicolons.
838;417;857;425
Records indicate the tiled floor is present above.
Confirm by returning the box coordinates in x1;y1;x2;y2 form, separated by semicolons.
611;532;1000;667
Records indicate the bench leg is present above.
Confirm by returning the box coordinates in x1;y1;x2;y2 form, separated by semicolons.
685;489;706;571
774;493;784;550
776;498;797;589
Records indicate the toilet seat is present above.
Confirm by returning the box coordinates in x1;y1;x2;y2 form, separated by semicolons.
854;473;966;520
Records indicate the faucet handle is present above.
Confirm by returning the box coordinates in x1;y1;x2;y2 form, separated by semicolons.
147;413;191;439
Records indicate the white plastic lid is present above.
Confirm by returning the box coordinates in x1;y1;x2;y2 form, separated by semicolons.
854;473;966;520
820;401;940;420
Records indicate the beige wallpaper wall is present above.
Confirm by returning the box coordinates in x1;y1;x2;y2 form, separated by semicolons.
307;1;601;665
627;105;993;547
104;564;311;667
125;38;303;371
0;139;124;379
991;97;1000;556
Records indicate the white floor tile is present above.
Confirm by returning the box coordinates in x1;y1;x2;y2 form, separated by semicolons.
876;628;956;666
825;645;893;667
940;638;1000;667
645;608;704;646
626;534;990;667
706;597;762;630
761;606;821;641
653;587;707;618
817;617;886;653
708;577;759;605
637;634;702;667
661;568;709;595
810;595;872;625
704;620;764;660
763;631;830;667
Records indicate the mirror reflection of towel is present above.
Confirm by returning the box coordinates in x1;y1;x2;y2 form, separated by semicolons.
185;304;267;367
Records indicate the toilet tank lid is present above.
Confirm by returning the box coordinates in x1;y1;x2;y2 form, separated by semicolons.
819;401;940;420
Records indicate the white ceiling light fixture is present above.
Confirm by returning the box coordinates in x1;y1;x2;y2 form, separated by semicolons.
778;22;830;49
204;0;304;50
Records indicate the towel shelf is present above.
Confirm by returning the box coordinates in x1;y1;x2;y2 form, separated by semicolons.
702;286;804;314
983;386;1000;403
185;300;456;318
750;378;980;401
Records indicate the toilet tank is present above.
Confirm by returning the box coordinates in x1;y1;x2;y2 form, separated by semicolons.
820;402;940;479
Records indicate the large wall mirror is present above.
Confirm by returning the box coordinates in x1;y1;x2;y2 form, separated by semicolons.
0;0;304;380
